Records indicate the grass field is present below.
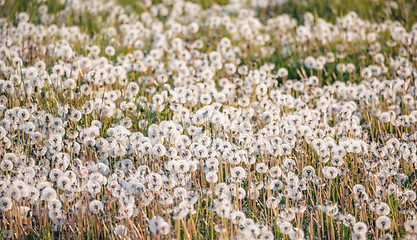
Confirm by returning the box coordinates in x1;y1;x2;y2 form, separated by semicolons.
0;0;417;239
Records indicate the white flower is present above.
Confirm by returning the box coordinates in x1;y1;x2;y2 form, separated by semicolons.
149;216;170;235
376;216;391;230
0;197;12;211
205;172;218;183
114;225;128;236
89;200;104;214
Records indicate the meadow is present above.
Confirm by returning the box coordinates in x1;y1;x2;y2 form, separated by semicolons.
0;0;417;239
